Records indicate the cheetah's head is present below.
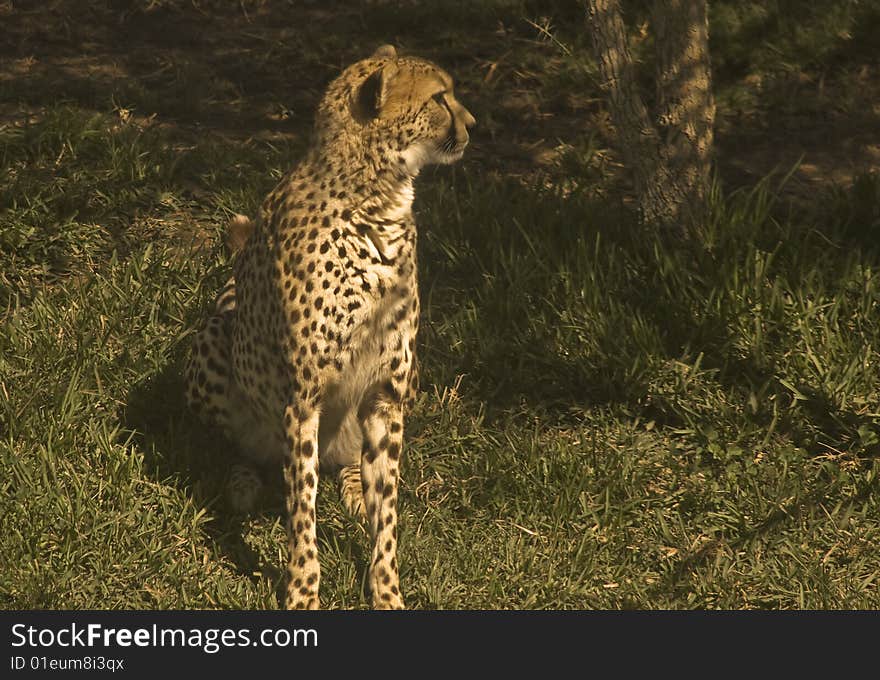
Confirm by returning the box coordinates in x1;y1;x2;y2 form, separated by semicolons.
317;45;476;175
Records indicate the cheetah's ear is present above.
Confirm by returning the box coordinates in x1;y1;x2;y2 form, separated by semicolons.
354;59;399;121
371;44;397;60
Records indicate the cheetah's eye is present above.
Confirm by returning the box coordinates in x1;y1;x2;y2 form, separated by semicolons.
431;91;447;105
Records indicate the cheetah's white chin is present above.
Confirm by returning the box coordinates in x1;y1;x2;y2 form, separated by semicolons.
435;145;468;165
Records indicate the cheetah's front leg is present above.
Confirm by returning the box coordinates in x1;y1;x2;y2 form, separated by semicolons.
283;406;321;609
359;389;405;609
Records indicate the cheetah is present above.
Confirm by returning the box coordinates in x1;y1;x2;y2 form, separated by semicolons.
185;45;475;609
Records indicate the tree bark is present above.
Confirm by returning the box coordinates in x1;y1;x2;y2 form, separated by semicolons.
585;0;715;232
652;0;716;224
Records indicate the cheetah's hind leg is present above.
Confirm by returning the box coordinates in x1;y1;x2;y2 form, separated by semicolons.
338;464;366;521
226;462;264;514
184;273;265;516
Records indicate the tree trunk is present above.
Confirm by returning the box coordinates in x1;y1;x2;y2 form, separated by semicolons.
652;0;716;225
585;0;716;232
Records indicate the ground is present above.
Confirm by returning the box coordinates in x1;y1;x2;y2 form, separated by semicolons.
1;0;880;609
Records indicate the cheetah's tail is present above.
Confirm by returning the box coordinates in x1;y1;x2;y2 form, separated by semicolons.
225;213;256;256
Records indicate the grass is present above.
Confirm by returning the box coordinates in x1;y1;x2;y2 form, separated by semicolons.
2;0;880;609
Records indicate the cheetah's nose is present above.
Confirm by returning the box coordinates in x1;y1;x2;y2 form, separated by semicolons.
462;106;476;129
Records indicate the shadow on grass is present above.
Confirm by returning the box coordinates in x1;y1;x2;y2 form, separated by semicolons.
0;1;508;131
416;167;880;451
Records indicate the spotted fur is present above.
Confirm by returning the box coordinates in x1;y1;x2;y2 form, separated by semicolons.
185;45;474;609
